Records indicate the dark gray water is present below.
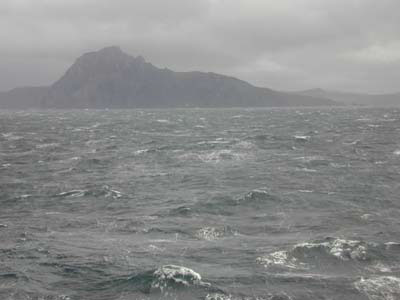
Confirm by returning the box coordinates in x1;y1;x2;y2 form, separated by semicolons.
1;107;400;300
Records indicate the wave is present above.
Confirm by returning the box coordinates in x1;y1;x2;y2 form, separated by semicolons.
98;265;223;298
55;185;122;199
205;292;293;300
393;150;400;156
257;237;398;272
1;132;24;141
197;139;231;145
151;265;204;291
188;190;283;217
156;119;171;124
294;135;310;142
176;139;255;163
355;276;400;300
196;227;224;241
205;293;233;300
134;148;152;155
195;226;237;241
293;238;368;261
257;250;301;270
236;190;281;205
295;155;330;167
36;142;60;149
178;149;247;163
296;167;317;172
55;190;86;198
168;206;194;217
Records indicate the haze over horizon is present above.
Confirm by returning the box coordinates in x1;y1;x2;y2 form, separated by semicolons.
1;0;400;94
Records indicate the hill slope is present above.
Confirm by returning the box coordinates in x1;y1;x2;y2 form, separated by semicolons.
0;86;49;109
298;88;400;106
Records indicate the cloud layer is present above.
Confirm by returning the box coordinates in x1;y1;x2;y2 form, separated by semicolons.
1;0;399;93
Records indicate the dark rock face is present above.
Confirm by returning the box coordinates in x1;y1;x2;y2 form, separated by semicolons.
1;46;337;109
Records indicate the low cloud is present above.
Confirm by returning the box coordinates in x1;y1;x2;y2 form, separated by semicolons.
1;0;399;93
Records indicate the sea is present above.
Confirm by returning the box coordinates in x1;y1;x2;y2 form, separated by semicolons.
1;107;400;300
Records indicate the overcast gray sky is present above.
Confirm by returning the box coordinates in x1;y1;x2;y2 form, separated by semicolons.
1;0;399;93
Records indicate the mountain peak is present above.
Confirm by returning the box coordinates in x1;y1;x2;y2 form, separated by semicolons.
79;46;146;65
135;55;146;64
97;46;137;59
98;45;123;53
35;47;339;109
79;46;131;62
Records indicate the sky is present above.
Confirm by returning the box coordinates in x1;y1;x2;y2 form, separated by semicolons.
1;0;399;94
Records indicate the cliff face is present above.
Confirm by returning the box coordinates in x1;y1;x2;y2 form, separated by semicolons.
1;46;337;109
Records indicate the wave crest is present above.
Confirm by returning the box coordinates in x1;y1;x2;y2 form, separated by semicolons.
151;265;204;292
257;237;376;271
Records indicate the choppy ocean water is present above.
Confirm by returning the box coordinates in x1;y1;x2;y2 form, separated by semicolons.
1;107;400;300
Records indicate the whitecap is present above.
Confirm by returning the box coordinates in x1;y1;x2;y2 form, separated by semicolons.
385;242;400;250
328;239;367;260
294;135;310;141
258;238;370;271
330;163;348;168
196;227;223;241
297;168;317;172
156;119;170;124
36;143;60;149
239;189;278;204
180;150;246;163
257;250;300;269
197;140;230;145
134;149;150;155
294;238;368;261
102;185;122;199
234;140;254;149
367;263;392;273
295;155;324;163
148;244;165;252
205;293;233;300
361;214;374;220
343;139;361;145
2;132;23;141
69;156;81;161
355;276;400;300
151;265;204;291
56;190;86;198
